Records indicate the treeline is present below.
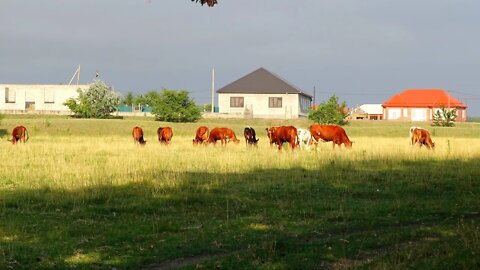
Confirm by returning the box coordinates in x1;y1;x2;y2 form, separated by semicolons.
64;80;202;122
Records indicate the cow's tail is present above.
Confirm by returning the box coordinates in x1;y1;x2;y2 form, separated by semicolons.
25;128;29;142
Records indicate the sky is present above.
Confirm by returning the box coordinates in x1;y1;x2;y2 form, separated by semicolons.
1;0;480;116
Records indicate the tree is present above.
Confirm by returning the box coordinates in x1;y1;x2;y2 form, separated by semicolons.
122;92;134;106
152;89;201;122
432;105;457;127
64;80;120;118
191;0;217;7
143;91;161;107
308;95;348;125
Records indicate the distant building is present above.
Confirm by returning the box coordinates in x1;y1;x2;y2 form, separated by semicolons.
382;89;467;122
0;84;89;114
348;104;384;120
217;68;312;119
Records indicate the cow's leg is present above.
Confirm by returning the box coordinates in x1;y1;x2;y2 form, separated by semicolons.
276;141;283;151
292;141;297;150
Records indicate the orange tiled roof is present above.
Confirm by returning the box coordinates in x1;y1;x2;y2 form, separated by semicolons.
382;89;467;108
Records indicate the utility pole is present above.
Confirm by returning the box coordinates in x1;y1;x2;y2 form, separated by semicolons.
313;86;316;107
211;68;215;113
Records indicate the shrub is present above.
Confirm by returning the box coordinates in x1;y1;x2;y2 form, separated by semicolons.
308;95;348;125
151;89;201;122
432;105;457;127
64;80;120;118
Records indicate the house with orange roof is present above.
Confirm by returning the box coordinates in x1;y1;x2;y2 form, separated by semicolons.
382;89;467;122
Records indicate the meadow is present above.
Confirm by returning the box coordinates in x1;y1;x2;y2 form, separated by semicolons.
0;115;479;269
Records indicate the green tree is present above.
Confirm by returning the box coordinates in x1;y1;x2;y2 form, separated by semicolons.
432;105;457;127
152;89;201;122
122;92;134;106
143;91;161;106
308;95;348;125
64;80;120;118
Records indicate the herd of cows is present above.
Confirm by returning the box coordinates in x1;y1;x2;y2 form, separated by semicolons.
128;124;436;150
6;124;435;150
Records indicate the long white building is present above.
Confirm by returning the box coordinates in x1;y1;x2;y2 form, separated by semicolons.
0;84;89;114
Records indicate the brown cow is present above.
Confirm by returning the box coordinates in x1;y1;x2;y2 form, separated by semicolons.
132;126;146;145
208;127;240;145
244;127;259;146
309;124;352;149
410;127;435;149
157;127;173;145
266;126;298;150
193;126;209;145
9;125;29;144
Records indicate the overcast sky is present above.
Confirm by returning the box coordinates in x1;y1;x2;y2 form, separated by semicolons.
1;0;479;116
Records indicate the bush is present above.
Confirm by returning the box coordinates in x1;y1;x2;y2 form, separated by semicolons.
308;95;348;125
432;105;457;127
152;89;201;122
64;80;120;119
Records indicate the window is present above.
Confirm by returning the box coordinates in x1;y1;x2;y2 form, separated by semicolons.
5;87;15;103
269;97;282;108
44;89;54;104
299;96;311;112
230;97;244;108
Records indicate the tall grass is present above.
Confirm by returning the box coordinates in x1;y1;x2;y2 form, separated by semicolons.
0;117;479;269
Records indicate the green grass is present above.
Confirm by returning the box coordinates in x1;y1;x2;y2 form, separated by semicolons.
0;116;479;269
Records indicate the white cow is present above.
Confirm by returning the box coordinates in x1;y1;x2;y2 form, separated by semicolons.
297;128;312;150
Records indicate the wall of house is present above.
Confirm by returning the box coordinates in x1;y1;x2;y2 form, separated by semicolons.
218;93;308;119
0;84;89;114
384;107;467;122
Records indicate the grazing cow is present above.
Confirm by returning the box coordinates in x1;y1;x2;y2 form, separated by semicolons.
297;128;312;150
157;127;173;145
266;126;277;146
9;125;29;144
193;126;209;145
208;127;240;145
132;126;146;145
244;127;259;146
266;126;298;150
309;124;352;149
410;127;435;149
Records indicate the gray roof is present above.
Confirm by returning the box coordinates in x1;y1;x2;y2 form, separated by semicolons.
217;67;312;98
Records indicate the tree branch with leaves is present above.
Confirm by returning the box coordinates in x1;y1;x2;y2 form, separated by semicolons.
191;0;218;7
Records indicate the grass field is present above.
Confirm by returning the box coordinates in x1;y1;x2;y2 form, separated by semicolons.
1;115;479;269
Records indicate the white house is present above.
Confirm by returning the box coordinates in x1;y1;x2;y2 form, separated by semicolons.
359;104;384;120
0;84;89;114
217;68;312;119
348;104;384;120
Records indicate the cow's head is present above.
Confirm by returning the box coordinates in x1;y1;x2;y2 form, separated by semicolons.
266;127;276;144
345;140;353;148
